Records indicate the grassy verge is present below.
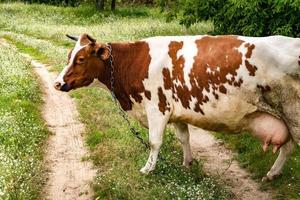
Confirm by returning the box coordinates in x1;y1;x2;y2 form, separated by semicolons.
214;133;300;200
0;44;48;199
0;2;232;200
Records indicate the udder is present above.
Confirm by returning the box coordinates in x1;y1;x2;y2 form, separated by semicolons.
246;112;290;153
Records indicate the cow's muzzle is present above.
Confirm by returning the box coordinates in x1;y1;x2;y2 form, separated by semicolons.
54;82;71;92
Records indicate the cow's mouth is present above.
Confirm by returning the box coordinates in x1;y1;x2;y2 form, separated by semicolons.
60;83;71;92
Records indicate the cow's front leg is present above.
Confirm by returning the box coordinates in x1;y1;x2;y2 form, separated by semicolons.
174;122;193;167
140;108;170;174
262;139;295;181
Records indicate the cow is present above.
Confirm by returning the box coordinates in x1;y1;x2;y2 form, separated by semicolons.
54;33;300;181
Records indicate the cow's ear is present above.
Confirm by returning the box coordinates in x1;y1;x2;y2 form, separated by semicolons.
97;45;110;61
90;44;109;61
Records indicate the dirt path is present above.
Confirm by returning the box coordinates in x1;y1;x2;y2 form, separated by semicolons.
0;38;96;199
189;126;272;200
28;59;96;200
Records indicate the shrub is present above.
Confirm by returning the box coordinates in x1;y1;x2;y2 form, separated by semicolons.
0;0;79;6
172;0;300;37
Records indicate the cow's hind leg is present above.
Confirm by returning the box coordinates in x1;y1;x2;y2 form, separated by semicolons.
263;139;295;181
174;122;193;167
140;109;170;174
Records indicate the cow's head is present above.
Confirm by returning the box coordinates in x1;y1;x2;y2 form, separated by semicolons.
54;33;110;92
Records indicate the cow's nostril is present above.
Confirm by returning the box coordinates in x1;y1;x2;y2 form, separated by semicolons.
54;82;61;90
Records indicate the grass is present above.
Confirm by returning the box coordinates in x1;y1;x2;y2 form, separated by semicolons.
214;133;300;200
71;87;230;199
0;44;49;199
1;2;299;200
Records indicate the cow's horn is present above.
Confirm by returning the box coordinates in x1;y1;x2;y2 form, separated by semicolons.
86;34;96;43
66;34;79;41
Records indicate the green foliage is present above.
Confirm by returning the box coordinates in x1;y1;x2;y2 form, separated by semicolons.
172;0;300;37
0;0;79;6
0;44;48;199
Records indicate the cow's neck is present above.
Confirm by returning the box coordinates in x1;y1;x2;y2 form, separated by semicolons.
98;41;151;111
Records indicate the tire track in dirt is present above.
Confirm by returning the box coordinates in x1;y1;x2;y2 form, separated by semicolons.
189;126;272;200
28;58;96;200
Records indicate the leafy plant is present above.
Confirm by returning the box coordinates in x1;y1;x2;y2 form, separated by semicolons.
169;0;300;37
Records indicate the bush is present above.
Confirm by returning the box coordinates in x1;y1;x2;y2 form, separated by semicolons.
172;0;300;37
0;0;79;6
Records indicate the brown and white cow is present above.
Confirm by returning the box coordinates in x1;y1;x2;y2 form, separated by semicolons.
54;33;300;181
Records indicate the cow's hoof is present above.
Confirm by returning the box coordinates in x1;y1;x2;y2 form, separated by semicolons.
140;166;153;174
261;176;272;182
262;172;282;182
183;160;193;168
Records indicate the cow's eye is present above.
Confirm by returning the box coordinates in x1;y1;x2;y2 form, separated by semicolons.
77;57;85;64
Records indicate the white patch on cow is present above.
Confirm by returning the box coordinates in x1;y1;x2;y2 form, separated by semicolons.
181;37;199;90
55;36;87;85
127;95;148;127
206;68;211;74
225;73;233;81
238;36;300;82
189;96;198;111
142;37;173;105
55;65;69;86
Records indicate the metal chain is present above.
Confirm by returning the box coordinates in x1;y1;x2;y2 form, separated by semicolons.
107;44;150;149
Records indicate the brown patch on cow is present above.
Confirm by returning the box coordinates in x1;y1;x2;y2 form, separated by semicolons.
189;36;245;113
144;90;151;100
257;84;271;93
219;85;227;94
98;41;151;111
245;60;257;76
166;41;191;109
245;43;255;58
162;68;173;90
298;56;300;66
233;78;243;87
244;43;257;76
161;36;256;114
169;41;185;83
158;87;170;115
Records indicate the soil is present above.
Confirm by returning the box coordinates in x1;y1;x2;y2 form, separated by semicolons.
29;59;96;200
189;126;272;200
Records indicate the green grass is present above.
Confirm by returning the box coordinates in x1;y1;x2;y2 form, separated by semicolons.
3;35;50;63
71;87;231;199
0;44;49;199
214;132;300;200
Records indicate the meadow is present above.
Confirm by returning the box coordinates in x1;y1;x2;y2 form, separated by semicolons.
0;43;48;199
0;2;299;200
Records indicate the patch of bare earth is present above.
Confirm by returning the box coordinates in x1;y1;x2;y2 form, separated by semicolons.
28;59;96;200
189;125;272;200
